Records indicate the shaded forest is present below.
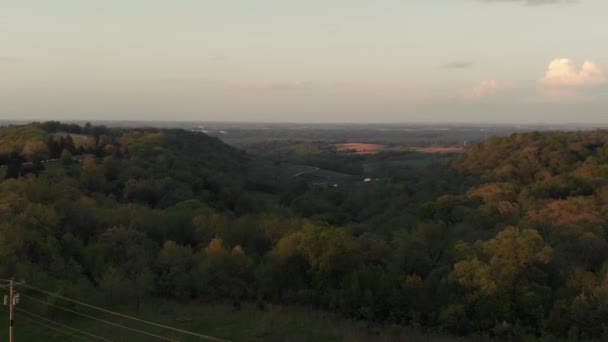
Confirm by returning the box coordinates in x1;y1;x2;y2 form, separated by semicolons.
2;122;608;340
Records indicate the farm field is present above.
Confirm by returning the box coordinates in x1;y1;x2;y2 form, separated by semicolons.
335;143;464;155
335;143;386;154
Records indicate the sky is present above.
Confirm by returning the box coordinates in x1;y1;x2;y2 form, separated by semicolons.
1;0;608;124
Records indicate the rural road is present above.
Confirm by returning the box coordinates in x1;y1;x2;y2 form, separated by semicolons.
293;167;320;177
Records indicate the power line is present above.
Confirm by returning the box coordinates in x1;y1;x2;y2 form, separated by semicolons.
0;306;96;342
16;313;96;342
19;293;179;342
16;282;229;342
1;279;230;342
15;308;111;342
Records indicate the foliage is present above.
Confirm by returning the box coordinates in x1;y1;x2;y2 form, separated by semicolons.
3;124;608;339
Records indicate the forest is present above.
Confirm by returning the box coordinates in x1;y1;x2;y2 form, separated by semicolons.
1;122;608;340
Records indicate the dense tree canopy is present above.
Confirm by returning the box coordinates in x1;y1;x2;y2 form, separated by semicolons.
2;124;608;339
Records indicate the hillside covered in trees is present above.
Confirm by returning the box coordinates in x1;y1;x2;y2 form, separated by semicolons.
2;122;608;340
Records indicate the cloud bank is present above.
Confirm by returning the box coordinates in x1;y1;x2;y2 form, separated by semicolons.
462;80;506;100
539;58;606;98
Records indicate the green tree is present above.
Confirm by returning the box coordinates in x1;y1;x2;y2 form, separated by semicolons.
453;227;552;293
60;149;73;166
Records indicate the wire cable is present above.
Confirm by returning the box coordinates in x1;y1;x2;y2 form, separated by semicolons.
19;294;179;342
0;306;96;342
17;283;229;342
14;312;97;342
15;308;113;342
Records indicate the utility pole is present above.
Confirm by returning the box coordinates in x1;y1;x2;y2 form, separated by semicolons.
9;278;13;342
4;278;19;342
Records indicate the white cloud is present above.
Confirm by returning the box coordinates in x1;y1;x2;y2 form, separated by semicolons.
539;58;606;98
462;80;506;100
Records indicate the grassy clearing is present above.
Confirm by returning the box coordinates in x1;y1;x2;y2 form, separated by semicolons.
0;302;470;342
49;133;93;148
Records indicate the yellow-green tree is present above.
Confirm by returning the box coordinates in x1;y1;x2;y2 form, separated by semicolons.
23;140;49;161
454;227;553;292
80;156;105;191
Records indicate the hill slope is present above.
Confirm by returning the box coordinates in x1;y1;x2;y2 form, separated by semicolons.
2;125;608;340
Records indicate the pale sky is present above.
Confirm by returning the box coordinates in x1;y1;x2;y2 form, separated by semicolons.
1;0;607;123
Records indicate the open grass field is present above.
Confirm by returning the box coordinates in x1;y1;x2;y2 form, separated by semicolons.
0;302;469;342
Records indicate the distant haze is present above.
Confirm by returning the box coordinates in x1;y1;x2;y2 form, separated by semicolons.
2;1;608;124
